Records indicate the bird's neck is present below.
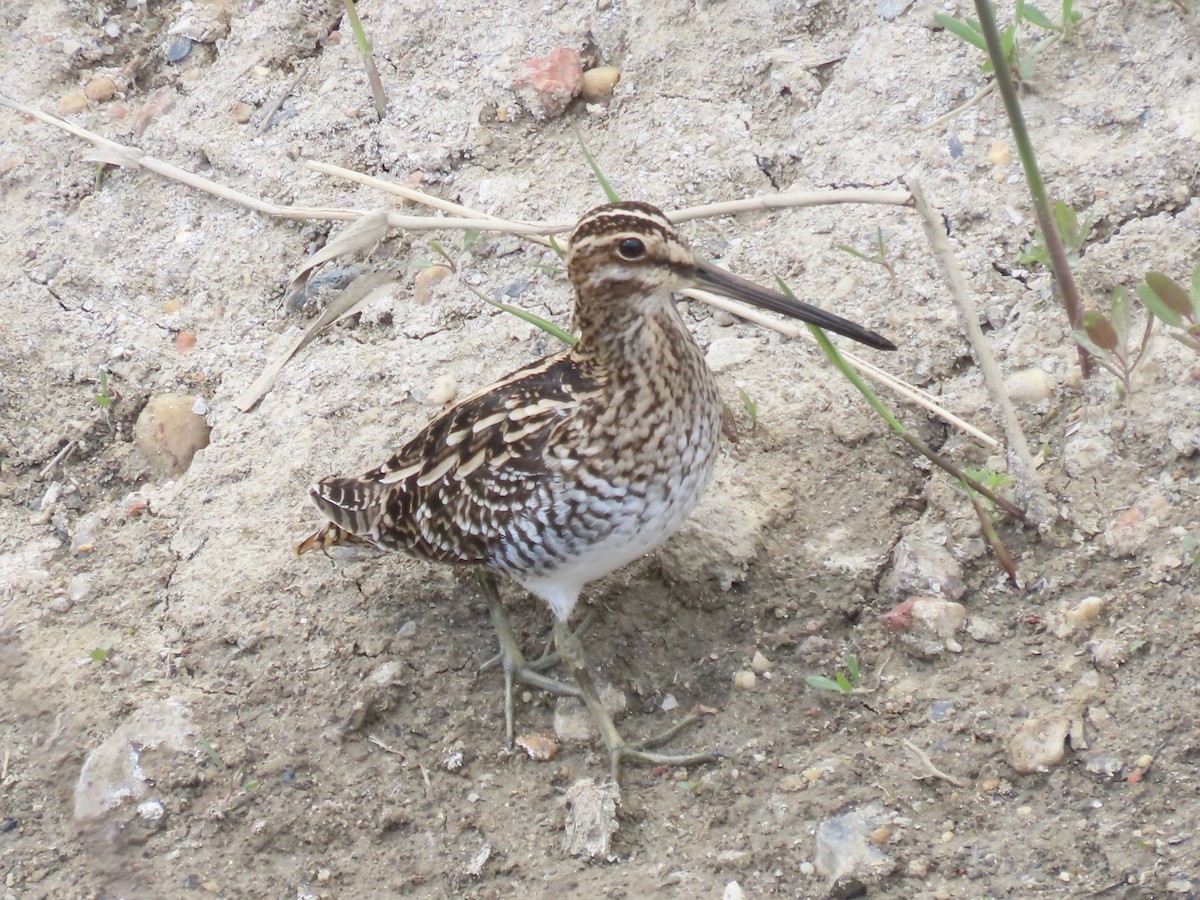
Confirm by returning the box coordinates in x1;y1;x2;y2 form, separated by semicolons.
570;294;707;382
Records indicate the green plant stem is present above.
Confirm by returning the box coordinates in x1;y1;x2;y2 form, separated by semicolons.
782;278;1030;527
973;0;1088;376
342;0;387;119
966;491;1018;583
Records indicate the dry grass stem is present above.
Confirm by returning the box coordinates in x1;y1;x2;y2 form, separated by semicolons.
907;178;1053;526
3;93;992;447
902;739;966;788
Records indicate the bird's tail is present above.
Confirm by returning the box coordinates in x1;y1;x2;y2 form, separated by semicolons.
295;477;385;555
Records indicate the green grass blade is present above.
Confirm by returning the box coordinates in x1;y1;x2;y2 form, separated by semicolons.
935;14;987;50
574;126;620;203
467;285;577;346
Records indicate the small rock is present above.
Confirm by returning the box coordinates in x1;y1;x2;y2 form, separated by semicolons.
84;75;117;102
885;597;966;658
165;36;194;64
906;857;930;878
657;484;762;592
426;374;458;406
988;141;1013;165
580;66;621;103
882;530;964;600
722;881;745;900
59;92;89;114
136;799;166;827
1004;368;1052;405
515;733;558;762
814;802;897;885
554;685;626;744
1006;716;1070;774
1088;639;1127;671
397;620;417;638
232;101;254;123
562;777;620;858
1166;880;1194;895
1084;754;1123;778
733;670;756;690
514;48;583;118
346;660;405;731
966;616;1002;643
704;337;755;373
1063;596;1105;631
413;264;452;305
751;650;773;673
660;693;678;712
779;773;808;792
75;699;195;822
134;395;211;478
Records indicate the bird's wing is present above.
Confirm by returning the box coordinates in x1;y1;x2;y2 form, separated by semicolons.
303;350;602;565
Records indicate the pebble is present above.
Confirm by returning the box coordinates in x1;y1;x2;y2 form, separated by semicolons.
988;141;1013;165
59;92;89;114
882;530;964;600
660;693;678;712
84;75;117;102
966;616;1002;643
165;36;194;64
732;670;756;690
705;338;755;373
426;374;458;406
722;881;745;900
413;263;452;305
134;394;212;477
751;650;773;673
580;66;621;103
75;699;194;822
514;48;582;118
814;802;897;884
1006;716;1070;774
884;596;966;658
1004;368;1053;405
1064;596;1105;630
562;778;620;858
514;733;558;762
554;686;626;743
232;101;254;124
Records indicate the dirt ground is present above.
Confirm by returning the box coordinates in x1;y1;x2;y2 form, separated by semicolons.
2;0;1200;896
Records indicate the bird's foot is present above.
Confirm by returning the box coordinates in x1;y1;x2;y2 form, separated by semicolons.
553;621;722;785
478;574;578;744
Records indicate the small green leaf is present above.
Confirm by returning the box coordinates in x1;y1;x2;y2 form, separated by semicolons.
1083;310;1119;352
1072;329;1107;358
1190;263;1200;307
1052;201;1079;248
934;14;987;50
1110;287;1130;346
1145;271;1193;317
847;654;861;686
1139;279;1184;327
805;675;846;693
1020;4;1057;30
837;244;870;262
199;736;223;768
835;672;853;692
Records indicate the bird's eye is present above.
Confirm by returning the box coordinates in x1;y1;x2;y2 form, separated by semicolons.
617;237;646;259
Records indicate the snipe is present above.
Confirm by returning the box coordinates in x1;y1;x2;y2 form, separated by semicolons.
298;201;896;781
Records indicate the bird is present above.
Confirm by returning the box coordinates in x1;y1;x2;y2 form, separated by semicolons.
297;200;896;782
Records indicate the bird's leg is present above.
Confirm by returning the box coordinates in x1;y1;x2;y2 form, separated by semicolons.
553;620;722;784
477;573;578;744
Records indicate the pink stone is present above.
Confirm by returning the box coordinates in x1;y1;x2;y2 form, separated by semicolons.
515;48;583;118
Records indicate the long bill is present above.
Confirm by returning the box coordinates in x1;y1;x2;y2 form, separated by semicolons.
692;259;897;352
